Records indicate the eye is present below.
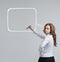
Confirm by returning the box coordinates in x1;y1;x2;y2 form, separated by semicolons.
47;28;49;29
46;28;49;30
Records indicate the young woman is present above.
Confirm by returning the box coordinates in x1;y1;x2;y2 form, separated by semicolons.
26;23;57;62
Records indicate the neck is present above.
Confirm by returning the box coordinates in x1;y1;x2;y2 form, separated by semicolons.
46;33;50;35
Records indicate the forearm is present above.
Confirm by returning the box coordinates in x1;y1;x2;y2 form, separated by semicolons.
33;30;46;39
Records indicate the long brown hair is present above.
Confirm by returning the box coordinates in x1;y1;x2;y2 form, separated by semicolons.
43;23;57;47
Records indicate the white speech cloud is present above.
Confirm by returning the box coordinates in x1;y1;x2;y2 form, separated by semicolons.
7;8;37;32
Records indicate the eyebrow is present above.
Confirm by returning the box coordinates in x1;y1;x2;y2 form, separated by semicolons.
45;27;50;29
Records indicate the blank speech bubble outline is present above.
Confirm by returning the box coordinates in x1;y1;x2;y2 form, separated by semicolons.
7;8;37;32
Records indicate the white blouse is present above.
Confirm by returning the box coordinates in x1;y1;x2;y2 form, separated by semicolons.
33;30;54;57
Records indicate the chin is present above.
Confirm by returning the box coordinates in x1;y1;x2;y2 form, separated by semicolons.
45;33;48;35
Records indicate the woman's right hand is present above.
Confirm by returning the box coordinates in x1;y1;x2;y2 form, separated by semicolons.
26;25;34;31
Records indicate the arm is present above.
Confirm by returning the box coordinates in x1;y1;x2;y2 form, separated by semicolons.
33;30;46;39
40;36;50;48
40;37;50;53
26;25;46;39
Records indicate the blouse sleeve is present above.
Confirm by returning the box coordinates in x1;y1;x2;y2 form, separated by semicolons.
40;36;50;48
33;30;46;39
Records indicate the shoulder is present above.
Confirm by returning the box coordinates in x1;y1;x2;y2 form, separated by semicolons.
46;35;53;41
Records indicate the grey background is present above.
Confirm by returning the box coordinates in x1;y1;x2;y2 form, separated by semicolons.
0;0;60;62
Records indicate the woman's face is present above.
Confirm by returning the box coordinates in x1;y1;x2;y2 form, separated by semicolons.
45;25;50;34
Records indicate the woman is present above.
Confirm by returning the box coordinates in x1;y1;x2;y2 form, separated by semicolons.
26;23;57;62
